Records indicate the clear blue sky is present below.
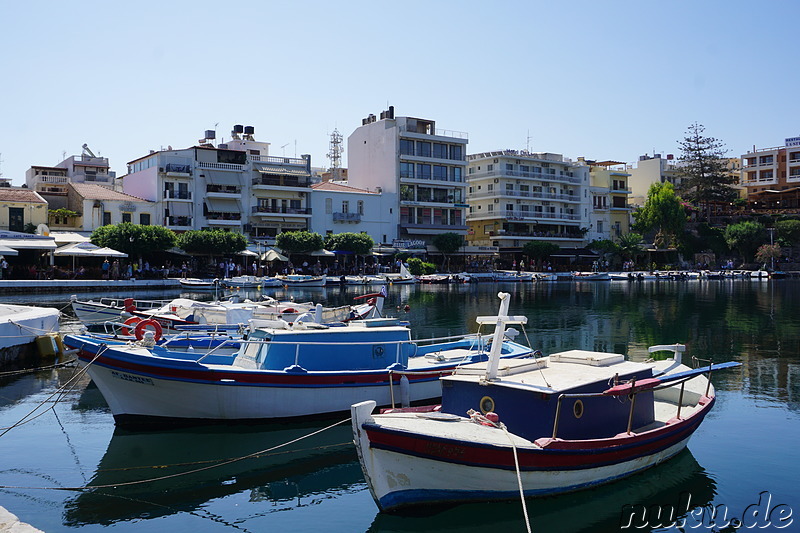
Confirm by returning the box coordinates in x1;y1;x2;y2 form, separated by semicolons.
1;0;797;185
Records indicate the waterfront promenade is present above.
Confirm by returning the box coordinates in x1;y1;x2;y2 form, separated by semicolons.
0;278;180;294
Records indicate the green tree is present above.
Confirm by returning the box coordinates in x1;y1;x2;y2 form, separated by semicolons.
632;182;686;248
324;232;374;255
176;229;247;255
431;232;464;272
276;231;325;256
617;232;645;263
522;241;560;270
406;257;436;275
676;122;737;222
755;244;781;267
90;223;177;256
724;221;767;263
775;219;800;246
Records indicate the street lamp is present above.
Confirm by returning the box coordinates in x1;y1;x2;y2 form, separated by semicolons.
768;228;775;272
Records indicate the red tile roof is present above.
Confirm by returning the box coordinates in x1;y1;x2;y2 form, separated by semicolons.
0;188;47;203
70;183;150;202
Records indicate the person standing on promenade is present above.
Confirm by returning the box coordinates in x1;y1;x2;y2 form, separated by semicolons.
0;256;7;279
102;259;110;280
111;260;120;280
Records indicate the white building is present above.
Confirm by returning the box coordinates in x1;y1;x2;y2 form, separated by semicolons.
121;125;312;242
309;181;396;245
347;108;468;246
626;154;683;207
465;150;590;251
67;183;156;233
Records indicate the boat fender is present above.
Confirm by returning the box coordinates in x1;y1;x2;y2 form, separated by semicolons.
485;412;499;424
400;375;410;408
281;307;298;314
134;319;163;342
123;298;137;312
404;304;411;312
121;316;142;336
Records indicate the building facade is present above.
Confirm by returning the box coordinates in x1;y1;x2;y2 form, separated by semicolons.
121;125;312;243
585;160;633;242
309;181;396;245
347;108;468;245
465;150;590;251
625;154;683;208
0;188;48;232
65;183;156;233
741;138;800;211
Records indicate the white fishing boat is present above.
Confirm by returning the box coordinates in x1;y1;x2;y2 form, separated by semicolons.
351;300;742;511
62;292;536;426
281;274;327;287
0;303;61;367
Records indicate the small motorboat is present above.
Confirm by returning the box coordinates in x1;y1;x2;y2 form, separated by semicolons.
178;278;219;290
62;292;537;426
281;274;327;287
351;318;741;512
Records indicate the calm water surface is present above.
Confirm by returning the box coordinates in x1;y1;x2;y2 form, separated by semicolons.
1;280;799;532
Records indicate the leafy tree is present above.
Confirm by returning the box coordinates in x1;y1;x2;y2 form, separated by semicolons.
632;182;686;248
724;221;766;263
48;208;79;222
522;241;560;270
176;229;247;255
617;232;645;262
406;257;436;275
90;223;177;256
755;244;781;267
676;122;737;222
431;232;464;272
324;232;374;255
276;231;325;256
775;219;800;246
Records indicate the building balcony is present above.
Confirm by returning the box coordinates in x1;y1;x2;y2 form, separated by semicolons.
400;222;468;235
198;161;244;172
469;168;582;185
484;230;583;240
333;212;361;222
252;176;311;188
164;163;191;175
206;186;242;198
205;212;241;221
469;190;580;202
164;190;192;200
165;216;192;227
251;206;312;216
38;175;68;184
468;211;580;223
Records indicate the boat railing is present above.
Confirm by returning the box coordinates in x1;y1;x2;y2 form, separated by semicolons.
550;371;714;440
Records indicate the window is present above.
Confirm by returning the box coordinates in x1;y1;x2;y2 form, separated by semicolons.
399;139;415;155
506;164;513;171
452;167;462;182
417;187;432;202
357;200;364;215
597;221;604;233
103;211;112;225
433;143;447;159
400;184;415;201
122;213;132;223
506;204;514;211
417;141;431;157
488;204;494;212
400;162;415;179
487;164;494;171
520;185;529;192
433;165;447;180
450;145;463;160
325;198;332;214
139;213;151;225
453;189;463;202
506;183;514;191
417;164;432;179
468;167;475;174
342;201;349;214
520;165;530;172
488;183;493;191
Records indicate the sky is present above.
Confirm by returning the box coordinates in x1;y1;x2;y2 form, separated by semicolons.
0;0;797;185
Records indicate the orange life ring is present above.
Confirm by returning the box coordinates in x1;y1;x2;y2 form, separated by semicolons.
281;307;298;314
121;316;142;336
134;319;163;341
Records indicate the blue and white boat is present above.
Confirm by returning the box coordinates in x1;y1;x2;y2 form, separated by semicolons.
62;292;536;426
351;305;741;512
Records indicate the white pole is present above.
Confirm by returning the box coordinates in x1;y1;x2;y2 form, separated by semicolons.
485;292;510;381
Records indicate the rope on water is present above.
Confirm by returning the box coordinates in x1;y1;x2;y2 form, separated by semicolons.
0;357;77;377
0;416;352;491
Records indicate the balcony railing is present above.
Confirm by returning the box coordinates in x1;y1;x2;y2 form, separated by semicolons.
251;206;312;215
198;161;244;171
469;190;579;202
251;155;308;166
206;186;241;195
39;175;68;184
165;163;191;174
469;168;582;184
252;176;311;188
205;212;242;221
164;190;192;200
333;212;361;222
165;216;192;226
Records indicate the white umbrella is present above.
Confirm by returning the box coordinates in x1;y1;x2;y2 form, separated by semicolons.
262;249;288;262
310;249;336;257
94;247;128;258
237;249;259;257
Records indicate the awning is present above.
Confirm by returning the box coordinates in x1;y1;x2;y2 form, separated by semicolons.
259;166;308;176
51;232;90;246
169;201;193;216
0;245;19;256
202;170;242;186
205;198;240;213
310;249;336;257
0;238;57;250
54;242;128;257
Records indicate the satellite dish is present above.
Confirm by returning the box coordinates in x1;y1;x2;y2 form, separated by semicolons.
36;223;50;236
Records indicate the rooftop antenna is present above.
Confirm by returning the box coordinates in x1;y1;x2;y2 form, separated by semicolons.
526;130;533;153
281;143;289;157
327;129;343;181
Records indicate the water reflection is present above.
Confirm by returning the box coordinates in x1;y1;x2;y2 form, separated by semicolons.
368;450;716;533
63;421;358;527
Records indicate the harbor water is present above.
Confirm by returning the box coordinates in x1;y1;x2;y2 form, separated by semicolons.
1;280;799;532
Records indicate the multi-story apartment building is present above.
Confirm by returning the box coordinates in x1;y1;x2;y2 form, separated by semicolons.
309;181;397;245
121;126;312;242
25;145;117;210
465;150;590;251
585;160;632;241
741;138;800;210
626;154;683;208
347;108;468;246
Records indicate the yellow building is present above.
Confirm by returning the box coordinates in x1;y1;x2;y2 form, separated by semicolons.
586;160;632;241
0;188;48;232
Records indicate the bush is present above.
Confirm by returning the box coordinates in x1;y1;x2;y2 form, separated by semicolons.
406;257;436;275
